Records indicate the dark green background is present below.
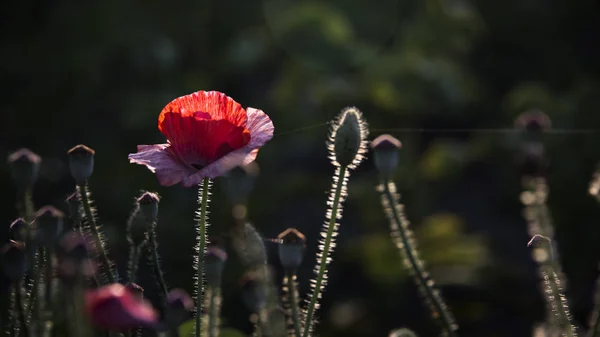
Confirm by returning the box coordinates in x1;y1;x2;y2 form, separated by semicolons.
2;0;600;336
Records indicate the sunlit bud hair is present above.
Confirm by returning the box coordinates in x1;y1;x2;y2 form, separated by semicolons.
371;134;402;177
136;192;160;223
34;206;65;247
9;218;27;242
205;242;228;288
277;228;306;272
1;240;27;281
125;283;145;300
66;192;81;222
7;148;41;190
225;162;260;204
388;328;417;337
240;270;267;313
57;231;97;279
329;107;369;169
67;144;95;184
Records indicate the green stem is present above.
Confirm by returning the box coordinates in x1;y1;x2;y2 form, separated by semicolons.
382;180;457;337
286;273;302;337
128;246;141;284
302;167;347;337
14;281;29;337
44;248;54;336
77;183;115;284
195;178;211;337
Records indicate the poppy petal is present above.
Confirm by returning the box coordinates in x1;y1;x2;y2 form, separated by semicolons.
128;144;194;186
179;107;274;187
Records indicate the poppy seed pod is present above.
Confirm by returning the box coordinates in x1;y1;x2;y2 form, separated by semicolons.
67;144;95;184
277;228;306;272
329;107;369;169
7;148;41;190
136;192;160;223
205;244;228;288
371;134;402;177
34;206;65;247
1;240;27;281
225;162;260;204
9;218;28;242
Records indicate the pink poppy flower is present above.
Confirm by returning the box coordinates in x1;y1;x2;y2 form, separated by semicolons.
129;91;274;187
85;284;158;329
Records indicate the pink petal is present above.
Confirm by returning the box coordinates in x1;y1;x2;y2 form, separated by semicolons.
180;108;274;187
128;144;195;187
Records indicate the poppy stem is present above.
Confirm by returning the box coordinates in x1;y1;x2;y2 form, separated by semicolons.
379;179;458;337
14;280;30;337
302;166;348;337
148;225;169;307
195;177;212;337
282;273;302;337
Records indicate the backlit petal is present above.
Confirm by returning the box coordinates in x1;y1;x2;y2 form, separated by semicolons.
128;144;194;186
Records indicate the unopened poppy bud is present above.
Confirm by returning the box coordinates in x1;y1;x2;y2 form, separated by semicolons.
277;228;306;272
66;192;81;223
1;241;27;281
167;288;193;311
225;162;260;204
330;107;368;168
127;209;148;247
136;192;160;223
206;244;227;287
7;148;41;190
34;206;64;246
514;109;551;134
9;218;28;242
371;134;402;176
67;144;95;184
58;232;96;279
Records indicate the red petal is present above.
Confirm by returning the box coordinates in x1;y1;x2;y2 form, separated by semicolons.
160;112;251;167
158;91;247;133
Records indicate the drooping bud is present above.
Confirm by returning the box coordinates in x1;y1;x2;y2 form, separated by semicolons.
66;192;81;223
7;148;41;190
1;240;27;281
136;192;160;223
277;228;306;272
371;134;402;177
9;218;28;242
329;107;369;169
67;144;95;184
33;206;65;247
225;162;260;205
205;244;228;288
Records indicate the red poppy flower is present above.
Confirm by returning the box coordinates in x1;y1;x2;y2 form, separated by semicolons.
85;284;158;329
129;91;274;187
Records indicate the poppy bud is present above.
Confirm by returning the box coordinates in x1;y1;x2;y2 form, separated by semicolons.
34;206;65;247
1;241;27;281
125;283;145;300
389;328;417;337
67;145;95;184
136;192;160;223
205;245;227;288
165;288;193;326
515;110;551;177
330;107;368;168
277;228;306;272
370;134;402;177
7;148;41;190
66;192;81;223
240;270;267;313
58;232;96;280
9;218;28;242
225;163;260;204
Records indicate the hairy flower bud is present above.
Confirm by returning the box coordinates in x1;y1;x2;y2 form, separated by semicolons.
277;228;306;272
67;144;95;184
371;134;402;177
7;148;41;190
9;218;28;242
136;192;160;223
34;206;65;247
329;107;368;169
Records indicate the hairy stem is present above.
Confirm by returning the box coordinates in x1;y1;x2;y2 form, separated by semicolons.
284;273;302;337
14;281;29;337
77;183;115;284
148;227;168;306
128;245;141;284
195;178;211;337
381;180;457;337
303;166;347;337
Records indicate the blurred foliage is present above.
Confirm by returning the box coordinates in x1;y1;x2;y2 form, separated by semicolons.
2;0;600;336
